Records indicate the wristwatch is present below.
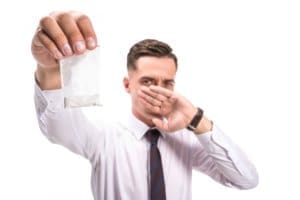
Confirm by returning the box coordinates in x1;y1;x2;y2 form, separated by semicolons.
187;107;204;131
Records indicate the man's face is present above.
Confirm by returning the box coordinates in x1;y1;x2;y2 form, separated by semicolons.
123;56;177;126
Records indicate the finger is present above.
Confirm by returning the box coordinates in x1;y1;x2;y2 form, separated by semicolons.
139;96;161;114
152;118;169;131
73;13;98;49
39;15;73;57
35;29;63;60
138;90;162;107
140;86;169;102
149;85;173;99
149;86;178;105
55;12;86;54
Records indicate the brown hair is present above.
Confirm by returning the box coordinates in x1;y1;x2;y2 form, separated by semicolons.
127;39;178;71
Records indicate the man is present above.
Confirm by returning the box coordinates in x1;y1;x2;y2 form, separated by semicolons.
33;11;258;200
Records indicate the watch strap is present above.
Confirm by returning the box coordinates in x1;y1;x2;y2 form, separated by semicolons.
187;107;204;131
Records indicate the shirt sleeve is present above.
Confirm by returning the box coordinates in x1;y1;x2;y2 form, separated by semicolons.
34;82;104;163
191;124;259;189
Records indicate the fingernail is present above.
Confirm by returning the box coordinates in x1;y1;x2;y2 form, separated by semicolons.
54;50;63;59
74;41;86;52
63;44;73;56
86;37;96;48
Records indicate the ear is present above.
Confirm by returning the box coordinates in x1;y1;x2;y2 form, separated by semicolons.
123;76;130;93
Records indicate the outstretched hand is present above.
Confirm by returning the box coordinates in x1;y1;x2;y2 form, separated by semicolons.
32;11;98;89
32;11;97;69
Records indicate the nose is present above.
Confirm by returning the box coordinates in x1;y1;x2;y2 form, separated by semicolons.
156;80;165;88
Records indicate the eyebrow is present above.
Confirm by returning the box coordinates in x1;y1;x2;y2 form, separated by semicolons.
140;76;154;80
164;79;175;83
140;76;175;82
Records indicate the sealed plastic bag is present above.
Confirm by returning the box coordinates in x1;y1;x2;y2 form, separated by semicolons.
60;47;101;108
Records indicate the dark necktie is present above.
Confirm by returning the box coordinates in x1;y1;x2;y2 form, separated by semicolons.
146;129;166;200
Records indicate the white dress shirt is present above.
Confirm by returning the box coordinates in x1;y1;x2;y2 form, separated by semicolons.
34;83;258;200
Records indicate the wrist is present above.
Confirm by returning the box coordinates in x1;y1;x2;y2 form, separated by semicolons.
193;117;213;135
36;64;61;90
186;107;213;134
186;107;204;132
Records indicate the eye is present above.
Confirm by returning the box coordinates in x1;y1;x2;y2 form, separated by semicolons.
141;78;154;86
164;80;175;88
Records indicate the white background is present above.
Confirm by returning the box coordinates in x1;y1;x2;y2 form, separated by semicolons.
0;0;300;199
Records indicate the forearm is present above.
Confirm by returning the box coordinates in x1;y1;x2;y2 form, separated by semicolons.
34;81;106;161
208;145;258;189
34;82;83;155
193;125;259;189
35;64;61;90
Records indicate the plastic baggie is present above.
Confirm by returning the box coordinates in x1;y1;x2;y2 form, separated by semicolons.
60;47;101;108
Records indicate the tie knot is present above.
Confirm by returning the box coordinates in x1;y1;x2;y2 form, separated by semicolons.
146;129;160;145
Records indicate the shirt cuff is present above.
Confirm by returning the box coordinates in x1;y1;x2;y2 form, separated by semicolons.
195;124;234;150
34;82;64;114
194;124;215;147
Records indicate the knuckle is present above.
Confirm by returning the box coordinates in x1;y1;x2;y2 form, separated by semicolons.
39;16;53;27
36;30;45;40
52;33;67;46
155;99;161;106
77;15;96;37
36;29;44;38
38;34;55;50
68;31;83;42
149;96;155;103
151;99;156;105
56;12;72;22
77;14;90;23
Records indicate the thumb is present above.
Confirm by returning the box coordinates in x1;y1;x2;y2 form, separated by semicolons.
169;95;177;103
152;118;169;132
